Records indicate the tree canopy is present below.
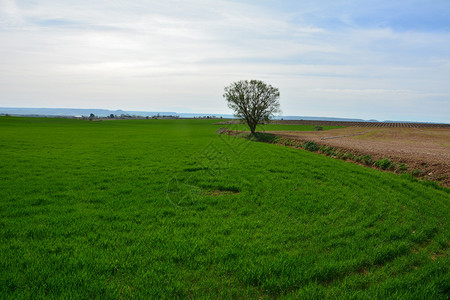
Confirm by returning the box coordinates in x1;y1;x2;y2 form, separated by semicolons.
223;80;280;134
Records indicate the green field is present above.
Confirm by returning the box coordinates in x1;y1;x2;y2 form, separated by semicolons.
1;117;449;298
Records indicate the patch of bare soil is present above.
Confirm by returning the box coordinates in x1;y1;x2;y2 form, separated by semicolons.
268;127;450;187
216;119;450;128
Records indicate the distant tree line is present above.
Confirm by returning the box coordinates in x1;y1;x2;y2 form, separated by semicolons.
82;113;181;120
192;116;223;119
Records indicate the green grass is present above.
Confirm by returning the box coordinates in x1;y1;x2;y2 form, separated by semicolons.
218;123;344;131
0;116;449;298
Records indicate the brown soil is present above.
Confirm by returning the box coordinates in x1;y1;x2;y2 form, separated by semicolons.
216;119;450;128
268;127;450;187
270;120;450;128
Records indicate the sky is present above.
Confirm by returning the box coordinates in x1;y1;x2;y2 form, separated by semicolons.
1;0;449;122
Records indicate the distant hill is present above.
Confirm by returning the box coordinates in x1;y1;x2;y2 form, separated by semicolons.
0;107;368;121
0;107;177;117
277;116;371;122
0;107;237;118
1;107;370;121
2;107;444;124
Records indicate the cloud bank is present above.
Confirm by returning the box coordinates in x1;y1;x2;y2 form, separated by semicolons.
1;0;449;122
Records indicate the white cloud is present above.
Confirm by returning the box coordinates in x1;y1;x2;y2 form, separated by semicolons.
0;0;449;122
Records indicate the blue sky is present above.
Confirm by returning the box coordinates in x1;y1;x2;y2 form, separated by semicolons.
1;0;449;122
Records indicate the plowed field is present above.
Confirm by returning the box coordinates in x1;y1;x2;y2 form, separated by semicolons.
269;127;450;186
271;120;450;128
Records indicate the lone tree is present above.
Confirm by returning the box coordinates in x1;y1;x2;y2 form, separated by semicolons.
223;80;280;134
